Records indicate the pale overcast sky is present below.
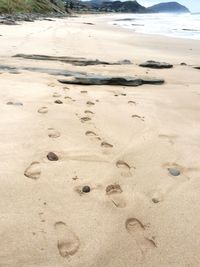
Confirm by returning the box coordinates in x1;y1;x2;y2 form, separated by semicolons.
138;0;200;12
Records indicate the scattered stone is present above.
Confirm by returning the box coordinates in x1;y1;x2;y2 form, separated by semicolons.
38;107;48;114
47;152;59;161
81;117;91;122
54;99;63;104
83;22;94;25
6;101;23;106
152;198;160;203
193;66;200;70
86;101;95;106
117;59;132;65
168;168;180;176
139;60;173;69
180;62;187;66
82;186;91;193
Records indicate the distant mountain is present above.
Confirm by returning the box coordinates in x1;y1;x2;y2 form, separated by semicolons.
72;0;190;13
147;2;190;13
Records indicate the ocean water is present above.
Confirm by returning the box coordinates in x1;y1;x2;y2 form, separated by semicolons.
110;13;200;40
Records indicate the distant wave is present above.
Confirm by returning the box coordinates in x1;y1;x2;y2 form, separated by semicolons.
110;13;200;40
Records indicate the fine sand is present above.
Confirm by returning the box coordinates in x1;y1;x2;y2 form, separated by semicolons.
0;14;200;267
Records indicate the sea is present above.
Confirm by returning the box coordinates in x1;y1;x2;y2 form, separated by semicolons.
110;13;200;40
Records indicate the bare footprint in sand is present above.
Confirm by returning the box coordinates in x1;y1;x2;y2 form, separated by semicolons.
84;110;94;115
101;142;113;154
55;221;80;257
101;142;113;148
48;128;60;138
24;161;41;180
53;92;61;98
132;115;144;121
158;134;177;145
125;218;156;255
106;184;126;208
81;117;91;123
128;100;136;105
38;107;48;114
85;131;97;137
116;160;132;177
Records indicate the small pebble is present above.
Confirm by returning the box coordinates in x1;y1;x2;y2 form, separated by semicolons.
54;100;63;104
168;168;180;176
82;186;90;193
47;152;59;161
152;198;160;203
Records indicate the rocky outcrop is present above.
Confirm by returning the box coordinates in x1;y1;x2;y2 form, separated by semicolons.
58;74;164;86
0;63;164;87
14;54;132;66
139;60;173;69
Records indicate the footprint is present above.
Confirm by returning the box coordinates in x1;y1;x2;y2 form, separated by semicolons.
132;115;144;121
116;160;132;177
85;131;97;137
24;161;41;180
101;142;113;148
106;184;122;195
38;107;48;114
106;184;126;208
81;90;88;94
48;128;60;138
55;221;80;257
116;160;131;169
53;92;61;98
64;96;72;100
158;134;177;145
128;100;136;105
125;218;156;254
81;117;91;123
84;110;94;115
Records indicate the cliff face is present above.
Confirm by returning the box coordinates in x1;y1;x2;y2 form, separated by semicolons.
0;0;65;14
147;2;190;13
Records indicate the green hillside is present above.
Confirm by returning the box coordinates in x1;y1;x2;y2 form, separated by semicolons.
0;0;66;13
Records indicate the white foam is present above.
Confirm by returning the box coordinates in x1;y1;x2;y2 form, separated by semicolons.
110;13;200;40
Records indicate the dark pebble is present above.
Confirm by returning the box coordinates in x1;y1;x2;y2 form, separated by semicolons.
54;100;63;104
82;186;90;193
47;152;59;161
168;168;180;176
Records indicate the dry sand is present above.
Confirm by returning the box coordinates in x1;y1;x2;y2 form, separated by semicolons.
0;14;200;266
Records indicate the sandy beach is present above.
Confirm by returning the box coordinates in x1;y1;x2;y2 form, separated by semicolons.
0;14;200;266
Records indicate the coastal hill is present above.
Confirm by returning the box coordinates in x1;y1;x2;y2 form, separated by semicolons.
147;2;190;13
71;0;190;13
0;0;65;13
0;0;190;14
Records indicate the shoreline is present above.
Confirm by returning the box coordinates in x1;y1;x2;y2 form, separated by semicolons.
0;15;200;266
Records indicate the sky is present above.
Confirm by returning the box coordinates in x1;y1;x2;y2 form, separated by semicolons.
138;0;200;12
